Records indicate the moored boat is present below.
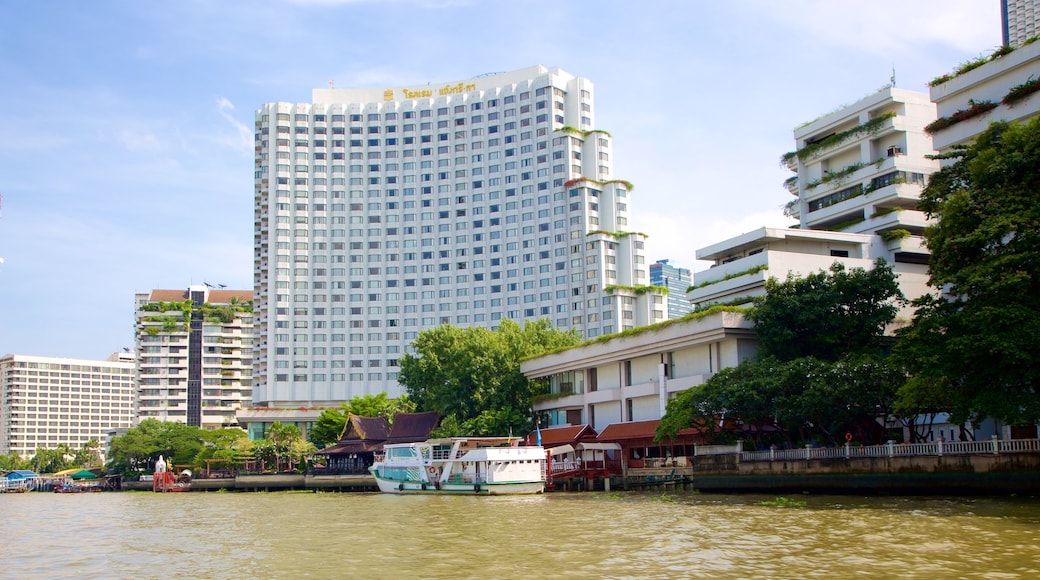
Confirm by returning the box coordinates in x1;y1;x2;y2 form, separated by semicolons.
369;437;546;495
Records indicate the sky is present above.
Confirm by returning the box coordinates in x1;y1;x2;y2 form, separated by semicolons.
0;0;1001;360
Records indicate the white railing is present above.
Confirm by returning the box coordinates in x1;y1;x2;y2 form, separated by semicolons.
739;437;1040;463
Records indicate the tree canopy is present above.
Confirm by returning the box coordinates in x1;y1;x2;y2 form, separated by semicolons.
398;318;581;436
895;118;1040;425
659;260;905;446
748;259;904;361
308;393;415;448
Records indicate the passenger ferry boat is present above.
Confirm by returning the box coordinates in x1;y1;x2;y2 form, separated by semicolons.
369;437;546;495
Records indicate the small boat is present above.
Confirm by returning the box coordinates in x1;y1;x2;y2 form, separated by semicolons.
153;469;192;492
369;437;546;495
53;482;101;493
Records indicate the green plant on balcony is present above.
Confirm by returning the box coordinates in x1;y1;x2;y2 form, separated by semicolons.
879;229;911;242
604;284;669;296
804;158;886;191
924;99;999;134
929;40;1035;87
688;265;769;291
554;126;613;138
783;199;799;218
829;217;865;232
780;112;896;165
1003;76;1040;106
870;206;903;219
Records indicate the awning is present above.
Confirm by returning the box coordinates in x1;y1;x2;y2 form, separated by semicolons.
548;444;575;456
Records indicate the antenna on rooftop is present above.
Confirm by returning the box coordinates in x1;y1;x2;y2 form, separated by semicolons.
891;65;896;88
328;80;334;89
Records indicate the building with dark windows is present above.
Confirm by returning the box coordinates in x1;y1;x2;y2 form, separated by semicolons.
252;66;661;410
649;259;692;318
134;286;254;429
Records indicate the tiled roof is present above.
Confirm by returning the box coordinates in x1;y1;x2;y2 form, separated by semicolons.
337;414;390;443
149;289;189;302
524;424;598;446
596;419;661;441
387;411;439;442
208;289;253;304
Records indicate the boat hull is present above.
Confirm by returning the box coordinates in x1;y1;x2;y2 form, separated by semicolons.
372;475;543;495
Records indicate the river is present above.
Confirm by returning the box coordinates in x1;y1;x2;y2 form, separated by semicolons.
3;491;1040;579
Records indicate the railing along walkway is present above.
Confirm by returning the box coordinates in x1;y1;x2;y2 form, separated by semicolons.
739;436;1040;463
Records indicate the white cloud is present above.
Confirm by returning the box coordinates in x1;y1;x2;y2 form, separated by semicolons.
216;96;254;153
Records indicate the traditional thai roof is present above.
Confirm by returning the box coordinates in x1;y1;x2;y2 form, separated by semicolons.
386;411;440;443
338;413;390;442
524;424;598;447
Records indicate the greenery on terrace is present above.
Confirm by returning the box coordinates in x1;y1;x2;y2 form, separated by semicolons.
555;125;612;138
929;36;1038;87
688;265;769;292
924;99;999;135
804;158;886;190
565;177;635;190
781;112;896;165
604;284;669;295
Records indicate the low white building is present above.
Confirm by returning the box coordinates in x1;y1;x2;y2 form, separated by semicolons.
521;309;755;431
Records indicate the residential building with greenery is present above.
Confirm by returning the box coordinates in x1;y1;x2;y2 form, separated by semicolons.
134;286;253;430
690;87;938;317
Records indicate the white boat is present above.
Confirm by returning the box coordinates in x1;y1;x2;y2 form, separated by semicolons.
369;437;546;495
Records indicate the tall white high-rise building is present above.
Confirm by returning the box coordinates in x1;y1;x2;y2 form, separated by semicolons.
0;352;135;458
253;65;657;409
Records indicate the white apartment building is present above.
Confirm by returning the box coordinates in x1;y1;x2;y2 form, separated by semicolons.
0;353;135;458
135;286;254;429
521;309;756;431
253;65;656;409
928;34;1040;155
690;87;938;314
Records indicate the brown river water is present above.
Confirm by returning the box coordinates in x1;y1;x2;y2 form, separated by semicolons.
2;491;1040;579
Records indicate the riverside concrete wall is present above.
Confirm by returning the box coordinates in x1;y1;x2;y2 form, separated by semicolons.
690;453;1040;495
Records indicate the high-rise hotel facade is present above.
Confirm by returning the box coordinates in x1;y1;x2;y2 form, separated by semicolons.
253;65;658;408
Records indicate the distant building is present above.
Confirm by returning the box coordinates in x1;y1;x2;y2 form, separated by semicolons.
252;65;657;411
134;285;254;430
649;259;692;318
690;87;938;317
0;352;135;458
1003;0;1040;47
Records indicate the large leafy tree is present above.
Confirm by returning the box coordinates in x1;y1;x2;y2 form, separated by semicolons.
748;260;903;361
309;393;415;448
896;119;1040;425
398;319;581;436
660;262;905;446
107;419;206;475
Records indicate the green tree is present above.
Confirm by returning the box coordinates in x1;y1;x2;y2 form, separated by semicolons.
660;262;905;447
107;419;207;475
399;319;581;436
0;451;28;472
748;260;903;362
72;439;102;468
263;422;306;472
193;428;250;473
896;118;1040;426
308;393;415;448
